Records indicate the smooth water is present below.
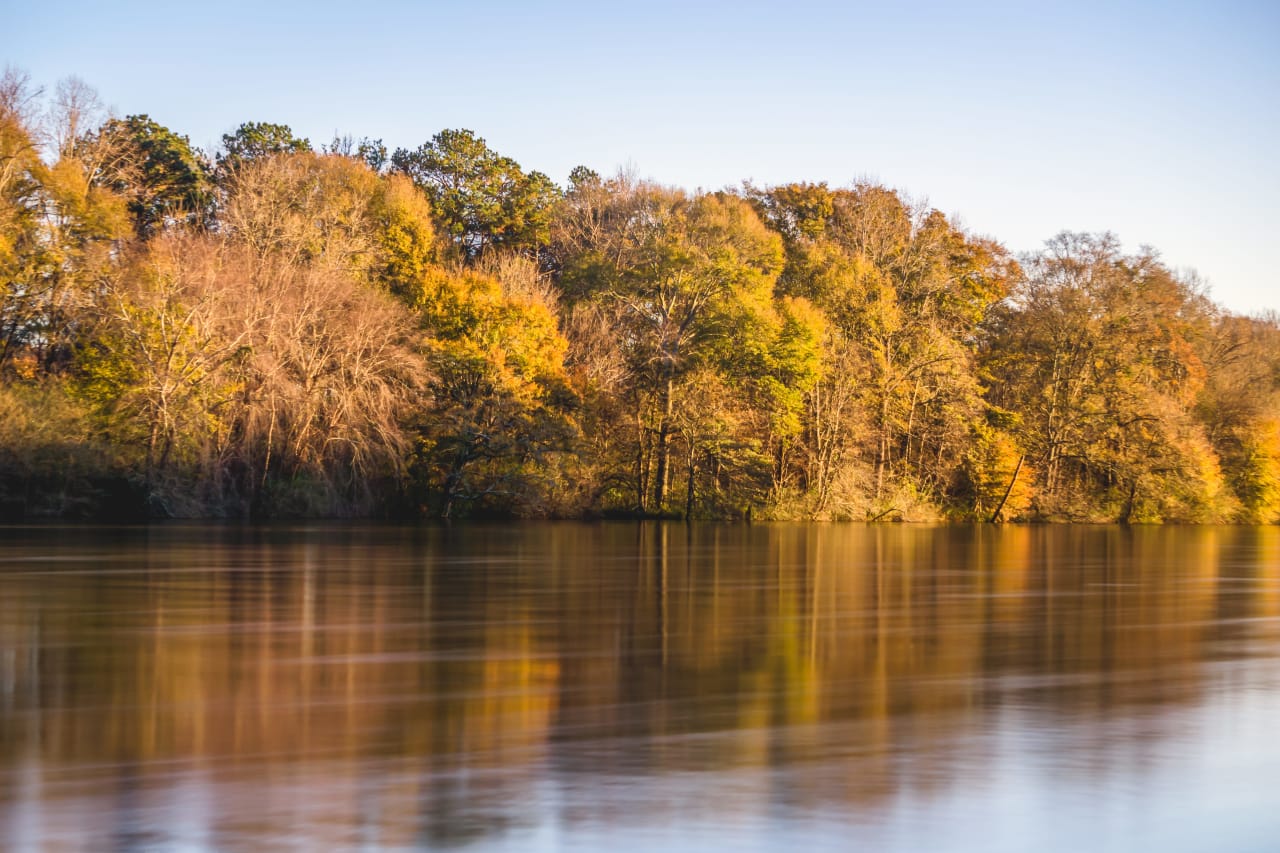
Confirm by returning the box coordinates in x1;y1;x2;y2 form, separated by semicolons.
1;523;1278;852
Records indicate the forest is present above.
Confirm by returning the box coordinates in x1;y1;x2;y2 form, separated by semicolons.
1;70;1278;523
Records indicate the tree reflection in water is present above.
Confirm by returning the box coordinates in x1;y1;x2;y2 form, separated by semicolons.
1;523;1278;851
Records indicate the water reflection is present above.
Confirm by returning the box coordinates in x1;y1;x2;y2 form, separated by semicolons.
1;524;1279;851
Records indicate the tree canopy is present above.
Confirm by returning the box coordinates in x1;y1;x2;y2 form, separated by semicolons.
90;114;213;236
217;121;311;172
0;70;1275;522
391;129;559;260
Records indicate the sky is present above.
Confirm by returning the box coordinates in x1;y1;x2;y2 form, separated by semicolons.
4;0;1277;314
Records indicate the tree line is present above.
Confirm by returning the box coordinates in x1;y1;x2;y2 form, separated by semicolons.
2;70;1277;522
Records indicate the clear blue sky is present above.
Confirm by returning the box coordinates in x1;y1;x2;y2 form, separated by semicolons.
4;0;1277;314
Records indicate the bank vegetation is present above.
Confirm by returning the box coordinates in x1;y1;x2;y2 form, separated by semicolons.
2;71;1277;522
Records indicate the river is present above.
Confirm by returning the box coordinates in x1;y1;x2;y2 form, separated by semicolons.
2;523;1278;851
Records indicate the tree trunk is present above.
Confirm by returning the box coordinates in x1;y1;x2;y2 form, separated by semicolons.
904;375;921;473
441;464;463;519
874;391;890;500
1120;477;1138;525
684;448;697;520
634;404;648;513
654;375;674;511
988;454;1025;523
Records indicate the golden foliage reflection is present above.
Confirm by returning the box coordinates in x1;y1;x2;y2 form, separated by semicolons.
0;524;1274;848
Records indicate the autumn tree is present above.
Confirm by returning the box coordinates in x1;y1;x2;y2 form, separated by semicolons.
1197;312;1280;522
409;261;576;517
76;234;252;490
555;178;791;514
753;181;1017;518
73;149;434;516
77;229;426;517
216;121;311;177
13;77;131;373
218;151;437;296
87;114;213;236
983;233;1221;522
392;129;559;260
706;293;826;516
0;68;48;373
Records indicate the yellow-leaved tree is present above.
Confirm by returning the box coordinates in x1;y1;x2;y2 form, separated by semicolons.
410;258;577;517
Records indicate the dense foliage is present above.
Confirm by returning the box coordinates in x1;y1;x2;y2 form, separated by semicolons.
2;70;1277;521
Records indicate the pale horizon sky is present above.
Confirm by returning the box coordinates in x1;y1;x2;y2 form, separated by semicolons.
4;0;1277;314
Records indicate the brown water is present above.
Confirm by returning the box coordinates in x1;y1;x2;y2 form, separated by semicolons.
1;523;1278;852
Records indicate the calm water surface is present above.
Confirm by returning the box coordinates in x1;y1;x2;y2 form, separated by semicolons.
2;523;1279;851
